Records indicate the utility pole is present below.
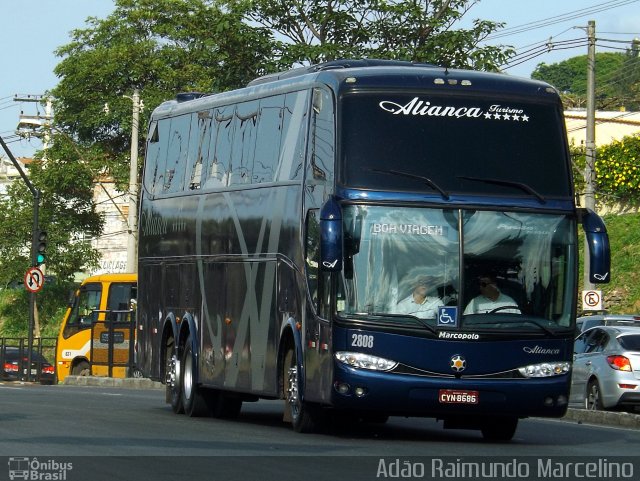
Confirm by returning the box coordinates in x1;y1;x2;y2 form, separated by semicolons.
583;20;596;290
126;90;140;273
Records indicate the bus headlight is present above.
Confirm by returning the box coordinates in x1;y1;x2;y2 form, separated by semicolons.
335;352;398;371
518;362;571;378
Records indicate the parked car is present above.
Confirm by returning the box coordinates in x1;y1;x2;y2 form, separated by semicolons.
571;326;640;411
1;347;55;385
576;314;640;334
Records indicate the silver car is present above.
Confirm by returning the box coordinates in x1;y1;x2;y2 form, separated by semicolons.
571;326;640;411
576;314;640;334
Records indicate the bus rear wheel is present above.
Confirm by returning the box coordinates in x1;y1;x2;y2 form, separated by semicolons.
181;333;212;417
283;346;321;433
165;338;183;414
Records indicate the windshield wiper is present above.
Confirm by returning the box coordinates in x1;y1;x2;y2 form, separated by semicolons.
368;168;450;200
457;175;546;203
367;312;438;334
468;319;559;336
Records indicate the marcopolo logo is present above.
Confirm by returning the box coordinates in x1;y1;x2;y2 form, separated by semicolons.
438;331;480;340
8;457;72;481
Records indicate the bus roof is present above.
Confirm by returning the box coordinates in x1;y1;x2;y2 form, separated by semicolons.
79;273;137;285
150;59;560;121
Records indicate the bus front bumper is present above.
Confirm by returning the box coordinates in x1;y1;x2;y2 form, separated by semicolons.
329;362;570;418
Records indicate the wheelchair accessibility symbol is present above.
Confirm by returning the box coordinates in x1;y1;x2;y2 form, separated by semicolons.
438;306;458;327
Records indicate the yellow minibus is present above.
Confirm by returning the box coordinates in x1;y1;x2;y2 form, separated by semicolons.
55;273;137;382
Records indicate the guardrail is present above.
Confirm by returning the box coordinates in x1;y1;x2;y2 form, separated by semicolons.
89;313;137;378
0;337;57;384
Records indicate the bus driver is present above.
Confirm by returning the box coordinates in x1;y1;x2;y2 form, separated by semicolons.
464;274;521;315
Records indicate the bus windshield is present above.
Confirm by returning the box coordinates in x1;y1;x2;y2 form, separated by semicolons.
338;205;576;332
340;92;571;198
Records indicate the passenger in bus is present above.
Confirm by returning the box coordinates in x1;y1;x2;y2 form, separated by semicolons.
463;274;521;314
394;275;443;319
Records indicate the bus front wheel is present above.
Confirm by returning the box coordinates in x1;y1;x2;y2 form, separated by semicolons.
72;360;90;377
283;346;321;433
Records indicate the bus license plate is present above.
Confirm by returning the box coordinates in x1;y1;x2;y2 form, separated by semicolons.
439;389;479;404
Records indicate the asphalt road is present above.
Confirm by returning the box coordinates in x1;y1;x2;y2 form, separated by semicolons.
1;381;639;481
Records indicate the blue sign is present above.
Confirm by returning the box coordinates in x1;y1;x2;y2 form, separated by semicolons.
437;306;458;327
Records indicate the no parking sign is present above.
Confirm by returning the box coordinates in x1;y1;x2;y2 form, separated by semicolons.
582;289;603;311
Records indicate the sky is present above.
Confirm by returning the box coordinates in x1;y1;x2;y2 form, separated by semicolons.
1;0;639;160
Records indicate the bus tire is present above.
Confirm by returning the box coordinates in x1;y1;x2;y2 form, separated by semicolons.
165;338;183;414
480;417;518;441
72;360;90;376
283;346;320;433
181;333;210;417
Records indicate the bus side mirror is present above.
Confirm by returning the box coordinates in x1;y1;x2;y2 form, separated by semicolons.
581;209;611;284
320;197;342;272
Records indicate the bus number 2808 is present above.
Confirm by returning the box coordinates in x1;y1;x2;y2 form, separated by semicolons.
351;334;374;348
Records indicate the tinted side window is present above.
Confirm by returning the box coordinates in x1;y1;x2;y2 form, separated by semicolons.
187;110;214;190
277;91;309;181
164;114;191;193
618;335;640;351
230;101;258;186
208;105;236;187
146;119;171;196
143;121;160;194
107;282;137;322
254;96;284;183
574;332;588;354
585;329;608;353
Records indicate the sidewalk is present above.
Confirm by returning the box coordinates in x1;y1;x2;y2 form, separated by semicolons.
63;375;163;390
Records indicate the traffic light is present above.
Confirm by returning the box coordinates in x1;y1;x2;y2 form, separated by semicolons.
36;230;47;266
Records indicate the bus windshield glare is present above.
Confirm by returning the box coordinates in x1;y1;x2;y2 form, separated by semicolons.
339;205;576;332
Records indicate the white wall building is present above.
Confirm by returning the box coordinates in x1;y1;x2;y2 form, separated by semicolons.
91;176;131;275
565;110;640;147
0;156;29;197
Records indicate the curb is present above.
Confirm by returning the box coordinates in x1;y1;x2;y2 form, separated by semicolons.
563;407;640;428
63;375;163;390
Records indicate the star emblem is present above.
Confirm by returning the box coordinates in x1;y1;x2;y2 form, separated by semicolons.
450;354;466;372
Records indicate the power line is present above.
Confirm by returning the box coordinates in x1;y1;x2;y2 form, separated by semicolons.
486;0;640;41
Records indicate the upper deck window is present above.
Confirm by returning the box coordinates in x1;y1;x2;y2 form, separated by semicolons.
340;92;571;198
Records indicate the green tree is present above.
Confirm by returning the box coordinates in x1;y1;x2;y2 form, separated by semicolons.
51;0;277;189
531;52;627;109
595;134;640;206
9;0;513;288
239;0;514;70
610;38;640;110
0;137;104;287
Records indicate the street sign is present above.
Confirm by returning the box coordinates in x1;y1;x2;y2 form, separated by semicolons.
582;289;603;311
24;267;45;293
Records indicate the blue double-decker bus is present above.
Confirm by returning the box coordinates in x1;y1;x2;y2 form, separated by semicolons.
136;59;610;440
